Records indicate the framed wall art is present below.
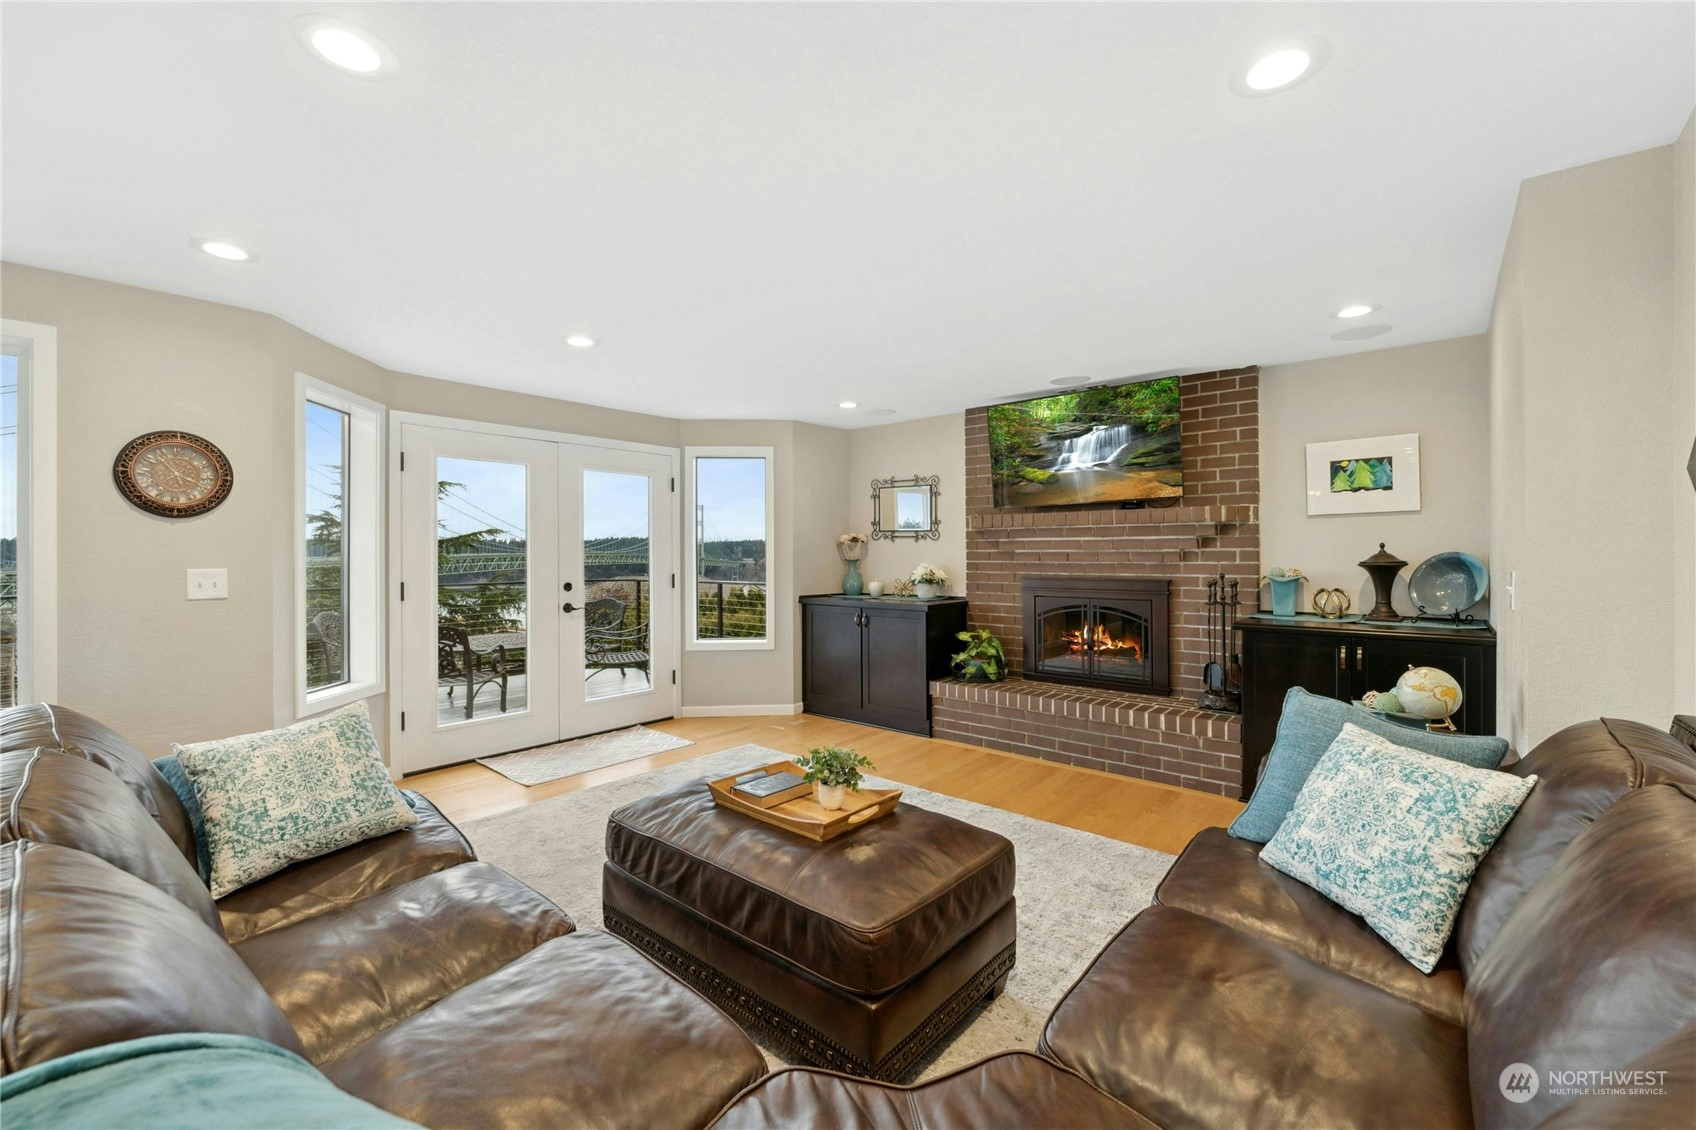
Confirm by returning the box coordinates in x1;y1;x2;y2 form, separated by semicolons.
1305;432;1420;516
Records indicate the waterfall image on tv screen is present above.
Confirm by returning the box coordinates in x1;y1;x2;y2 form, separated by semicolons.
987;377;1182;508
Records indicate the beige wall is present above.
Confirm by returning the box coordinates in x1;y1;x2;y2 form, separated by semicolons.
2;263;694;758
1489;136;1694;751
1674;113;1696;713
1260;336;1492;619
843;413;968;596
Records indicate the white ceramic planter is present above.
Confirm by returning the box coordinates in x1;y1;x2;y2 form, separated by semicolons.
815;782;846;810
915;582;941;600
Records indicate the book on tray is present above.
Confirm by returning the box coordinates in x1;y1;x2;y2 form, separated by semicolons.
729;769;811;809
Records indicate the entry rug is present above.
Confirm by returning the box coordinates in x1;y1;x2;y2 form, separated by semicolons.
475;725;694;786
464;743;1175;1081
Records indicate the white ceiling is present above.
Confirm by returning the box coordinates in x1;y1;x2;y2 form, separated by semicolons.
3;3;1691;427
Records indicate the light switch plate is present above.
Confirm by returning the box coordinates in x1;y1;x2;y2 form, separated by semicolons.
187;568;228;600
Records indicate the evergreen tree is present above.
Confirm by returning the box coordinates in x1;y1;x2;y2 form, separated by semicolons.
1349;460;1375;490
1331;465;1352;492
1372;459;1393;490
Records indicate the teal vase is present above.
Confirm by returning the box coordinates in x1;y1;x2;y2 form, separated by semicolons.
1268;575;1300;617
842;559;864;596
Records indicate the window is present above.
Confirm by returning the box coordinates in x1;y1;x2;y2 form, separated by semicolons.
296;374;384;714
1;320;57;707
685;447;773;649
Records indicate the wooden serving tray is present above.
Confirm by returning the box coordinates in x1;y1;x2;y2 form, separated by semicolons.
708;761;902;842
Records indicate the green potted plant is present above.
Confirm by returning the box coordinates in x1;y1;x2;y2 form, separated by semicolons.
951;628;1007;682
792;745;875;811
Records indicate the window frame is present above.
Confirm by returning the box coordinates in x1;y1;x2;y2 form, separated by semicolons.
683;445;775;652
295;373;386;716
1;320;58;704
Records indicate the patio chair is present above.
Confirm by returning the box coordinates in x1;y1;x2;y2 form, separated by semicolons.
584;597;650;679
438;623;509;719
309;610;343;680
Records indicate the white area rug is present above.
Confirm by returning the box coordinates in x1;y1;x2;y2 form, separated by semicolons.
474;725;694;786
464;743;1174;1080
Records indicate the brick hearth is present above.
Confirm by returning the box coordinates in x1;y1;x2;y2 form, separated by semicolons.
939;367;1260;796
930;678;1243;796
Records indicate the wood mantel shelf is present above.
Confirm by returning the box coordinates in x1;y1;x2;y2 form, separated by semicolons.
967;503;1256;532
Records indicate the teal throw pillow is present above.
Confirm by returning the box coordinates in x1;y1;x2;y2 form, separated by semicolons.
152;754;212;885
1230;687;1509;842
1259;722;1536;973
173;701;417;899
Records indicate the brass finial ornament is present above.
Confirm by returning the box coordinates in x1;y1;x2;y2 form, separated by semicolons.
1359;542;1407;622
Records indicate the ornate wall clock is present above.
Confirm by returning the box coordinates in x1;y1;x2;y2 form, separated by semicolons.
112;430;234;518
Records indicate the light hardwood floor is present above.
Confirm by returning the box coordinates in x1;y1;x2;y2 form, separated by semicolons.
403;714;1244;856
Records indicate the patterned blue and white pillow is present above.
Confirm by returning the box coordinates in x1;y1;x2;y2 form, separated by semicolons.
173;701;417;899
1259;722;1536;973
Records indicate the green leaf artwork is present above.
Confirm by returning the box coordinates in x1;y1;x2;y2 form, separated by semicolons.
1329;457;1394;494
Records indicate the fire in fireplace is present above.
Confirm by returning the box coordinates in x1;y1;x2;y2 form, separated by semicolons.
1022;577;1170;694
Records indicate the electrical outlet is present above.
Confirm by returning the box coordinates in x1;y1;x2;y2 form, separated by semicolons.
1506;570;1516;613
187;568;228;600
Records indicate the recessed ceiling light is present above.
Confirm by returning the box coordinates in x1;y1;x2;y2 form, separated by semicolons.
1231;37;1329;98
1246;49;1309;90
1335;304;1376;319
1331;324;1393;342
1050;376;1090;387
838;401;859;409
191;238;257;262
565;335;597;348
294;15;398;78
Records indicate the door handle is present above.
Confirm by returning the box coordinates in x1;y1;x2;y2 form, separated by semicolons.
1356;645;1365;670
1338;645;1348;670
562;603;578;613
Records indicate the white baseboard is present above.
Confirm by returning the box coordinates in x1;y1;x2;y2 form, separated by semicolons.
677;702;804;718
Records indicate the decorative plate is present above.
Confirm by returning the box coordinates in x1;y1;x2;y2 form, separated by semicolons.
113;430;234;518
1407;551;1488;616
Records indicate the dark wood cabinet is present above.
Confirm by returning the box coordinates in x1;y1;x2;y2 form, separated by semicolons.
801;595;968;735
1239;614;1497;801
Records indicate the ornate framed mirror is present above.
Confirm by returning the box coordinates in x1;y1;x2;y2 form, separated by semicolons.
871;475;940;541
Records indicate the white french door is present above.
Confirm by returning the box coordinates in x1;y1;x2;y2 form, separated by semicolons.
396;422;677;773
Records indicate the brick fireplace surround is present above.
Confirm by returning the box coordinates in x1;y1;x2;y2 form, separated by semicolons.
931;367;1260;797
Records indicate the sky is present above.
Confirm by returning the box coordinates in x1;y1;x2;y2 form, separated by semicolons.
696;456;766;542
2;354;17;542
304;400;345;535
434;457;651;543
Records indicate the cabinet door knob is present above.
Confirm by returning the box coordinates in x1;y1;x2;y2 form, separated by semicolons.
1338;644;1348;670
1356;645;1365;670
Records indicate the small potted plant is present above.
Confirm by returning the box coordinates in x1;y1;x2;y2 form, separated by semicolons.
951;628;1006;682
792;745;875;811
910;563;948;600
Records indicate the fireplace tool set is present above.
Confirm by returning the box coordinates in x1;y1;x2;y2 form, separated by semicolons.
1196;572;1242;713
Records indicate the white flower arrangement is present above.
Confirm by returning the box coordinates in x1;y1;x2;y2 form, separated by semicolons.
836;533;867;562
910;563;948;585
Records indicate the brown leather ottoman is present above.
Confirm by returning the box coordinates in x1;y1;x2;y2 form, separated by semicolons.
603;777;1017;1081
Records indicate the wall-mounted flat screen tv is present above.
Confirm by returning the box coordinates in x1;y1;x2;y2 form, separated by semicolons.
988;376;1182;508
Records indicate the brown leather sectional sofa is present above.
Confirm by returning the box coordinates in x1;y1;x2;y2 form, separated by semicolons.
5;703;1694;1129
0;703;767;1128
711;716;1696;1129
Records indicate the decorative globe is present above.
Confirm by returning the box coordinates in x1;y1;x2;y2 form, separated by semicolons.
1395;667;1463;719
